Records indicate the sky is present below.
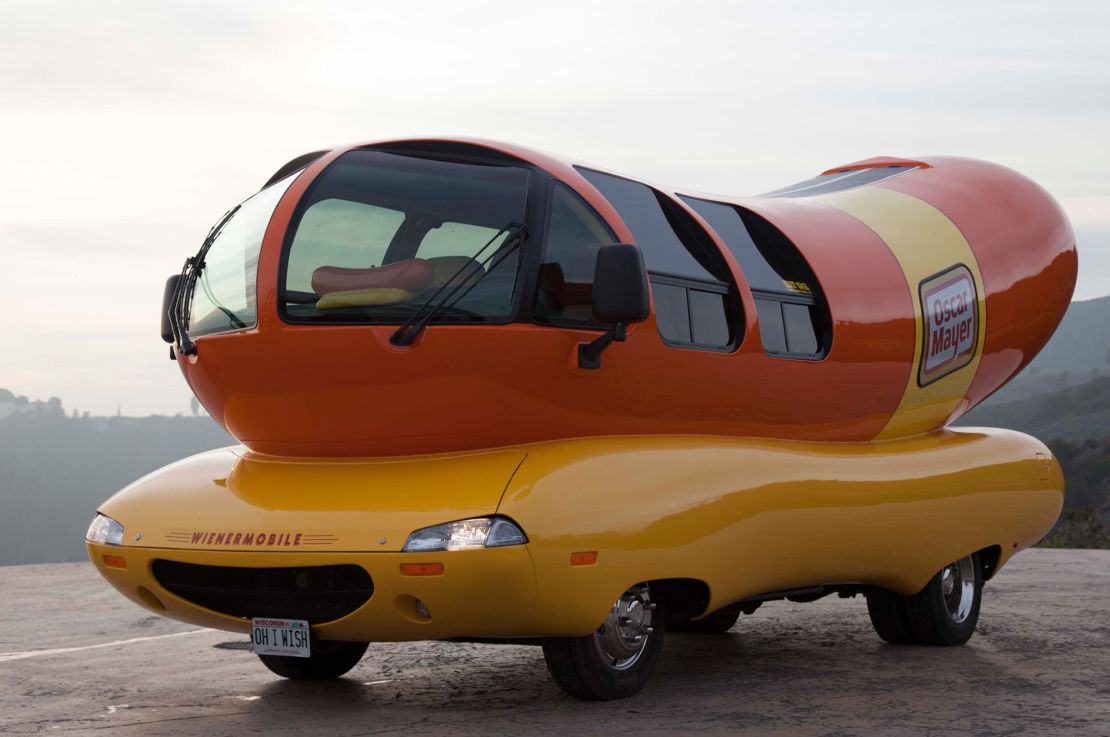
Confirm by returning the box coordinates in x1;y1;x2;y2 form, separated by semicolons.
1;0;1108;416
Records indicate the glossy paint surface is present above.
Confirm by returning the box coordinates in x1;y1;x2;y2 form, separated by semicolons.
90;428;1062;640
177;139;1076;457
874;157;1077;414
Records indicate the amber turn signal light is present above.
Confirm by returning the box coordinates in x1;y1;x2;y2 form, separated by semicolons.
102;554;128;570
569;551;597;566
400;562;444;576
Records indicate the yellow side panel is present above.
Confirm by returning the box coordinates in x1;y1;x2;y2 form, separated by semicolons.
814;186;988;439
501;432;1060;635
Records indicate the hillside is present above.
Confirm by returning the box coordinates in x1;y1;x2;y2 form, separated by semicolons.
958;375;1110;440
981;294;1110;406
0;411;232;565
1017;294;1110;375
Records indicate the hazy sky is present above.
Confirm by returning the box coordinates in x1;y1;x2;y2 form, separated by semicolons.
1;1;1108;416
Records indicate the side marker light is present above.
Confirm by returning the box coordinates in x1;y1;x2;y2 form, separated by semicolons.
400;562;444;576
569;551;598;566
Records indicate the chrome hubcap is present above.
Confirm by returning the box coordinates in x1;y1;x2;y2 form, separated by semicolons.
594;583;655;670
941;555;976;624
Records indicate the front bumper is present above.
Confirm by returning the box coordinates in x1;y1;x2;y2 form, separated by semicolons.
87;543;538;642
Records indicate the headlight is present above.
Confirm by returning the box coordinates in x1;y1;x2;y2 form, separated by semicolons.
86;513;124;546
402;516;527;552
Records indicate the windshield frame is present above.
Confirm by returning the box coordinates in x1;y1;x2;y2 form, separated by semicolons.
277;145;542;328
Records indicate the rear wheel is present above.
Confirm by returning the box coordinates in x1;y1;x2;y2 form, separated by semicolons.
257;639;368;680
670;608;740;635
865;587;916;644
542;583;664;700
866;553;982;646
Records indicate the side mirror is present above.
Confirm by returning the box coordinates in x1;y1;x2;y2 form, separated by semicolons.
579;244;650;369
161;274;181;345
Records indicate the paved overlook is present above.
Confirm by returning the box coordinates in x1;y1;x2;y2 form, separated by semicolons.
1;549;1107;737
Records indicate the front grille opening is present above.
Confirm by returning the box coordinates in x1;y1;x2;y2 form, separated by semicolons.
152;560;374;624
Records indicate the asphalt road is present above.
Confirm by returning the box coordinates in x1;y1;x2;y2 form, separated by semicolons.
1;549;1107;737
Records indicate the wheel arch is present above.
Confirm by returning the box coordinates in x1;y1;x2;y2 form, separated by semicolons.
978;544;1003;581
648;578;711;619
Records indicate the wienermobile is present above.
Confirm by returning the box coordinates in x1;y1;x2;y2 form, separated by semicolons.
87;138;1076;700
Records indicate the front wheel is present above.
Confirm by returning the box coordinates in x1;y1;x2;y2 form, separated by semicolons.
258;639;368;680
542;583;664;700
866;552;982;646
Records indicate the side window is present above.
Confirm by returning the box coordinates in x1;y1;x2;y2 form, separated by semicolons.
679;195;830;358
577;168;742;350
534;183;618;324
285;199;405;294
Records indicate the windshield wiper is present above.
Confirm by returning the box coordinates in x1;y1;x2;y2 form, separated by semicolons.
168;205;241;355
390;222;526;346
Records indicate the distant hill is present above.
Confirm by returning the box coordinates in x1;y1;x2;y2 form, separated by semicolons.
981;295;1110;406
958;375;1110;441
0;412;232;566
1019;294;1110;375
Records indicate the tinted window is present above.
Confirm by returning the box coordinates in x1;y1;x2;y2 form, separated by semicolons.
577;168;717;281
679;195;814;296
690;290;729;345
281;150;529;324
653;283;692;343
762;165;915;198
651;277;734;349
534;183;618;324
679;196;830;359
577;169;743;351
782;302;819;354
755;299;787;353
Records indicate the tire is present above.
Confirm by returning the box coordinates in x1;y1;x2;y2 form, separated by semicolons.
865;587;917;644
258;639;368;680
542;583;664;700
671;608;739;635
866;552;983;646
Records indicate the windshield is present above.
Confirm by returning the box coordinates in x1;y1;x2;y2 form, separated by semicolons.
188;174;296;337
281;150;530;324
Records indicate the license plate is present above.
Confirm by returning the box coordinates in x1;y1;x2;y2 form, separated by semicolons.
251;618;311;658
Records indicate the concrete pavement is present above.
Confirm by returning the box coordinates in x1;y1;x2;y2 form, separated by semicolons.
1;549;1107;736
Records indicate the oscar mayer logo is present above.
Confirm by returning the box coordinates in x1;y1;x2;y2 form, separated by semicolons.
918;264;979;386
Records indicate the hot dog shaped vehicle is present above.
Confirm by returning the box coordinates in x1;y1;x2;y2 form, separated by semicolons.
87;139;1075;699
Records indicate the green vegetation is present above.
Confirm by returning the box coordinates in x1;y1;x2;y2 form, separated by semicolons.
1040;508;1110;549
1039;437;1110;548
